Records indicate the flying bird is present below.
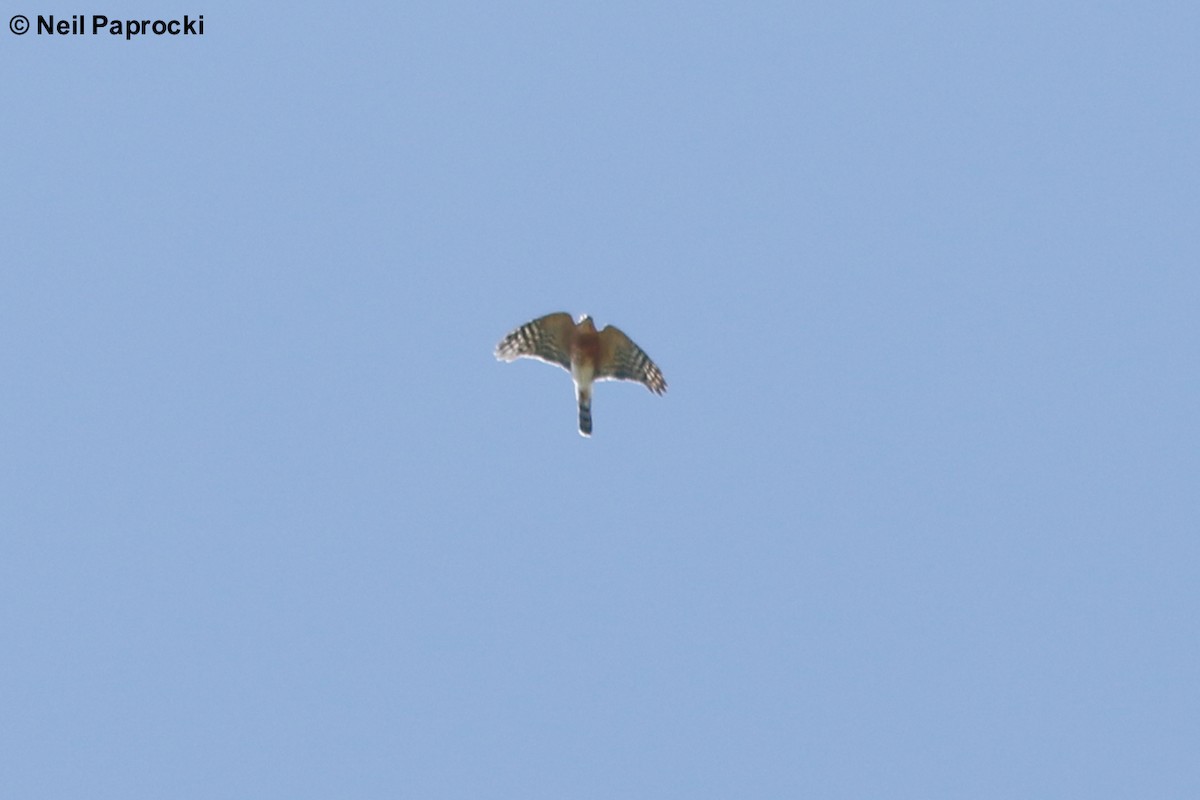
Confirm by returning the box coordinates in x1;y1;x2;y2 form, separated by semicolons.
495;312;667;437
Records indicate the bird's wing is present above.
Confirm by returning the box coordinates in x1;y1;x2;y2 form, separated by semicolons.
495;312;575;371
595;325;667;395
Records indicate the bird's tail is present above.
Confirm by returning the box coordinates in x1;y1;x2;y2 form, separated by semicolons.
578;391;592;437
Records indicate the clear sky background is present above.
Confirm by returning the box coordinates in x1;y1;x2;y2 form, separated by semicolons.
2;3;1197;797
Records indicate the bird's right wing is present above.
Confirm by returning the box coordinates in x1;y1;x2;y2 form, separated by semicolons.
495;312;575;371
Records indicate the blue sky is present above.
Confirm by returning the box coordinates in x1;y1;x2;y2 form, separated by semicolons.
2;3;1197;797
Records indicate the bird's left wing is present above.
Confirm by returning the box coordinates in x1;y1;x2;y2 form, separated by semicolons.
595;325;667;395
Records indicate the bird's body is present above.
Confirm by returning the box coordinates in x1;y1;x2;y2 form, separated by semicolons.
495;312;666;437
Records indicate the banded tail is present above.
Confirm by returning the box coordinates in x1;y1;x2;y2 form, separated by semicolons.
578;391;592;437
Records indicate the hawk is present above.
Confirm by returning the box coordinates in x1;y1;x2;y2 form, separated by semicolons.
495;312;667;437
